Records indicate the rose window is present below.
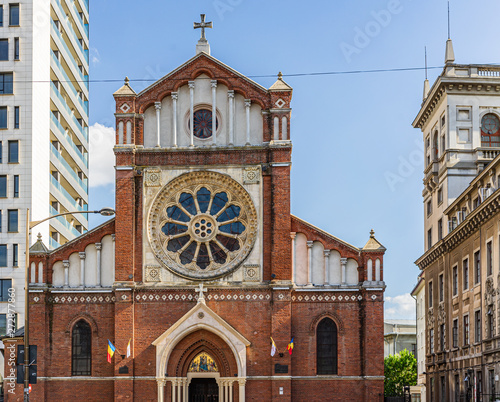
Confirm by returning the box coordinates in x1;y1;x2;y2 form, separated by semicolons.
189;109;219;139
148;171;257;280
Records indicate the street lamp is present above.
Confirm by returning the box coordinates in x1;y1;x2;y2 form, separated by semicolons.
23;208;115;401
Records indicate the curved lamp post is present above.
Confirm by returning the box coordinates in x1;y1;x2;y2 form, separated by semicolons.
23;208;115;401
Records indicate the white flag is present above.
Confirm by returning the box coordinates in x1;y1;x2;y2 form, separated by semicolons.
270;337;277;357
126;339;131;358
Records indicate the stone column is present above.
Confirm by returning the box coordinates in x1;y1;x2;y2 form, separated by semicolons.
155;101;162;147
63;259;69;287
291;232;297;285
324;250;331;285
183;378;188;402
79;252;86;287
218;379;223;402
171;378;177;401
306;241;313;286
171;92;178;147
228;90;235;145
341;257;347;285
211;80;217;145
156;378;165;402
95;243;102;287
189;82;195;146
245;99;251;145
238;378;246;402
176;379;182;401
229;380;233;401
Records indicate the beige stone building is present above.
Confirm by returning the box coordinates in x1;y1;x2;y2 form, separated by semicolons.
414;38;500;401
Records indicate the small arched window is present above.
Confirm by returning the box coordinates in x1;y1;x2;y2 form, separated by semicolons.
72;320;91;376
316;318;338;375
481;113;500;147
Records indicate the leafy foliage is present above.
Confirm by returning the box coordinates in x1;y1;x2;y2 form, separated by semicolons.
384;349;417;396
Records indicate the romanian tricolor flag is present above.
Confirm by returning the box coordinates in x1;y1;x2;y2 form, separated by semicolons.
287;337;294;355
107;340;116;363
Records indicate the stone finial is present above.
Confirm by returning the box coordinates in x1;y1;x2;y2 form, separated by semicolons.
37;233;42;241
423;79;430;101
370;229;375;238
444;38;455;64
278;71;283;80
114;76;136;96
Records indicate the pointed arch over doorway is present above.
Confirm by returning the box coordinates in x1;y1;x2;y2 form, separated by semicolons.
153;300;250;402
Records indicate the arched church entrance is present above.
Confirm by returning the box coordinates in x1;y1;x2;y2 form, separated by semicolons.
158;329;246;402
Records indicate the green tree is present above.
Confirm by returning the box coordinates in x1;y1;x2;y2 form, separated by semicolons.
384;349;417;396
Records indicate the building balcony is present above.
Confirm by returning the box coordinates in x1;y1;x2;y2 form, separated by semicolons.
49;175;88;228
62;0;89;45
49;237;61;250
51;19;89;94
51;50;88;118
76;0;89;20
49;206;84;240
50;112;88;172
50;82;88;145
50;144;88;197
52;0;89;67
477;147;500;161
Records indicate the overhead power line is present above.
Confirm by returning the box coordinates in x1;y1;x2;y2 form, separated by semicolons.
24;63;500;84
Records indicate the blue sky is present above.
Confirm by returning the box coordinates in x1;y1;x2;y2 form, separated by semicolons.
86;0;500;318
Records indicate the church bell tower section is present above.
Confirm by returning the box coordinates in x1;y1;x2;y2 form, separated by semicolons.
113;51;294;286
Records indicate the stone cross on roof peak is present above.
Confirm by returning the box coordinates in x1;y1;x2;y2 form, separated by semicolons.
194;14;212;42
194;14;213;55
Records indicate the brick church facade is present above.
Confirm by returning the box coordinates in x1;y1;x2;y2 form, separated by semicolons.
4;31;386;402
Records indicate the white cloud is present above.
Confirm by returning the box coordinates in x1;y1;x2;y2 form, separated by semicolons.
90;47;100;64
89;123;115;187
385;293;416;319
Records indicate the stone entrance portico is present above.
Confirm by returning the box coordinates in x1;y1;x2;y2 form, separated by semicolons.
153;291;250;401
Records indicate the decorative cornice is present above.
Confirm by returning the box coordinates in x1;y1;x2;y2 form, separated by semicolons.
416;192;500;270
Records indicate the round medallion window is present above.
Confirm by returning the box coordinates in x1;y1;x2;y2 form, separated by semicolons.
189;109;219;139
148;171;258;280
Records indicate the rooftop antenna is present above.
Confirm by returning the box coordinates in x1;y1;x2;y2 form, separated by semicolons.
447;0;451;39
423;47;430;100
425;46;428;80
444;1;455;64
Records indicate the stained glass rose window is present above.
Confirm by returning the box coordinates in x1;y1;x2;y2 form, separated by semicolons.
148;171;257;280
189;109;219;139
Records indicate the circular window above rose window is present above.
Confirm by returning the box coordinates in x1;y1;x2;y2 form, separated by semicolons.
148;171;258;280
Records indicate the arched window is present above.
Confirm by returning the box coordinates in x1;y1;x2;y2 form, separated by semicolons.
316;318;338;375
72;320;91;376
481;113;500;147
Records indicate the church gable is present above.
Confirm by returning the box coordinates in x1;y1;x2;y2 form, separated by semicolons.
114;52;292;148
